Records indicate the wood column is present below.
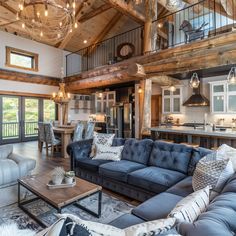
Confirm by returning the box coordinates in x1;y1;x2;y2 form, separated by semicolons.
141;79;152;135
143;0;158;54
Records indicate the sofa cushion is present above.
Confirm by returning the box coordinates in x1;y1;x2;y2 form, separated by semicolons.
0;159;19;185
222;173;236;193
99;160;146;182
166;176;193;197
132;192;183;221
128;166;186;193
188;147;213;175
109;213;145;229
122;139;153;165
149;141;192;174
76;158;112;172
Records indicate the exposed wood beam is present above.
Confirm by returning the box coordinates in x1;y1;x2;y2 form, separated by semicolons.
86;11;122;55
58;2;85;49
0;90;51;98
0;68;59;86
104;0;145;24
220;0;236;17
78;4;111;23
0;1;17;15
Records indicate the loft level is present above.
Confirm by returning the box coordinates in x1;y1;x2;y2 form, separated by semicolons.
65;0;236;78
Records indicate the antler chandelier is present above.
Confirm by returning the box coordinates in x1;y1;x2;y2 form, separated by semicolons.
15;0;80;43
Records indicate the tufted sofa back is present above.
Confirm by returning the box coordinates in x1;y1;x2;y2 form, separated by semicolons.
121;139;153;165
0;144;13;160
148;141;193;174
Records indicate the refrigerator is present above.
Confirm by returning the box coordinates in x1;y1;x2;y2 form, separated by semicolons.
106;103;134;138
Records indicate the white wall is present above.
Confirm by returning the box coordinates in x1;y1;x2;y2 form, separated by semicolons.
0;31;66;78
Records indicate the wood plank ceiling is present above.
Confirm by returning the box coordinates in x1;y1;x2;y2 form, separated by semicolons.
0;0;232;53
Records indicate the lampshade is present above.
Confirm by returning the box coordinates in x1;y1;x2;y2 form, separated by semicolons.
189;72;200;88
227;67;236;84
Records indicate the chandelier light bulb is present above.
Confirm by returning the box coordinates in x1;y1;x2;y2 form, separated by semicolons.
32;19;35;23
22;22;25;28
74;22;78;28
16;12;19;20
69;28;73;33
59;22;62;27
72;1;76;9
57;33;61;38
66;1;70;8
83;39;87;44
40;31;43;37
37;12;40;17
44;4;48;17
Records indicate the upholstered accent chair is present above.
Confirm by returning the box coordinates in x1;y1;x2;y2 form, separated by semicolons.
73;122;84;142
38;122;45;152
44;123;61;157
0;144;36;207
84;121;95;139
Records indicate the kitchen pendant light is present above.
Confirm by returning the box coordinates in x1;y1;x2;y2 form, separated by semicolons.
227;67;236;84
189;72;200;88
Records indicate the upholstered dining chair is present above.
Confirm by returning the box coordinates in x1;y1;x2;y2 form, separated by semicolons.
73;122;84;142
44;123;61;157
38;122;45;152
84;121;95;139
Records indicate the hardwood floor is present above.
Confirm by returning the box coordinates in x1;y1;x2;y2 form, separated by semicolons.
13;141;140;206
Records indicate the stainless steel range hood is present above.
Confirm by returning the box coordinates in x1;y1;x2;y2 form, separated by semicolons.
183;85;209;107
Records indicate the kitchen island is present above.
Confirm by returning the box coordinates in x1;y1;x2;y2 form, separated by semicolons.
150;126;236;149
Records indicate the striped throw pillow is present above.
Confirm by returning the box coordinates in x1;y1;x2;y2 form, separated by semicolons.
168;186;210;223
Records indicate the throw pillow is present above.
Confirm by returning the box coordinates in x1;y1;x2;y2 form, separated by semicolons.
168;186;210;223
93;145;124;161
90;132;115;158
58;214;176;236
217;144;236;171
192;152;234;192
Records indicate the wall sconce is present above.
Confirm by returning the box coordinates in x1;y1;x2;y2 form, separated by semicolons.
138;87;142;94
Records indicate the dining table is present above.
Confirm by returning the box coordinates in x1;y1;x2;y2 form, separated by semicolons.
36;124;102;159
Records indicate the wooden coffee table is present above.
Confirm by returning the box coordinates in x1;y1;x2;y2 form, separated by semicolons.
18;174;102;228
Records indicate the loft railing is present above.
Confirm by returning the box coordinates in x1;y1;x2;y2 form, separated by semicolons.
66;0;236;77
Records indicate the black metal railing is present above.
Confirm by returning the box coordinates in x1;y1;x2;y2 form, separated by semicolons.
2;122;19;139
24;121;38;137
66;0;236;76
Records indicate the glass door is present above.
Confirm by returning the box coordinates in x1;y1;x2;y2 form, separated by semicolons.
22;97;39;141
0;96;21;143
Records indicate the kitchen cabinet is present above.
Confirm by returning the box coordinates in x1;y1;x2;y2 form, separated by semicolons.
210;81;236;114
162;87;182;114
94;91;116;114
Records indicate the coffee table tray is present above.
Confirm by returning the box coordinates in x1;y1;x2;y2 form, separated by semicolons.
47;179;76;189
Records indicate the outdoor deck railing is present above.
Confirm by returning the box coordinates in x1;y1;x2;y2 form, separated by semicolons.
66;0;236;77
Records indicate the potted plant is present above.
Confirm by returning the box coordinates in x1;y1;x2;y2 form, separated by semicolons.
64;171;75;184
51;167;65;185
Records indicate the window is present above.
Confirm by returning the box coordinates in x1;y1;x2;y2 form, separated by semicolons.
43;99;56;122
6;46;38;71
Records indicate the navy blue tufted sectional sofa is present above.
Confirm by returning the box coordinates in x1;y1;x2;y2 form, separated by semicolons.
67;138;236;235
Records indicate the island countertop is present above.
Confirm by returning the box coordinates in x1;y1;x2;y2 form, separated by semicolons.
150;126;236;138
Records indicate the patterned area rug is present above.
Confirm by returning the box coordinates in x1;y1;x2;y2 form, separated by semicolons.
0;192;134;233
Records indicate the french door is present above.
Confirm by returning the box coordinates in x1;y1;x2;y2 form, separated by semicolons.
0;95;56;144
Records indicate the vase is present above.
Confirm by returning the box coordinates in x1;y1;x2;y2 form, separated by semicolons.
52;175;63;185
64;177;73;184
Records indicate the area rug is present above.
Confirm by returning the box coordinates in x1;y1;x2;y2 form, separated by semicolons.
0;192;134;233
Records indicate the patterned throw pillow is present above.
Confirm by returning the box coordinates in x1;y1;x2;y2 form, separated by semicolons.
93;145;124;161
192;152;234;192
217;144;236;171
58;214;176;236
168;186;210;223
90;132;115;158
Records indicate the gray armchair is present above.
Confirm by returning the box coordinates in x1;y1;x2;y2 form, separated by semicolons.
0;144;36;207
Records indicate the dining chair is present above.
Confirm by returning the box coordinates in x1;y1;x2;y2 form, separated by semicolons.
38;122;45;152
73;122;84;142
44;123;61;157
84;121;95;139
